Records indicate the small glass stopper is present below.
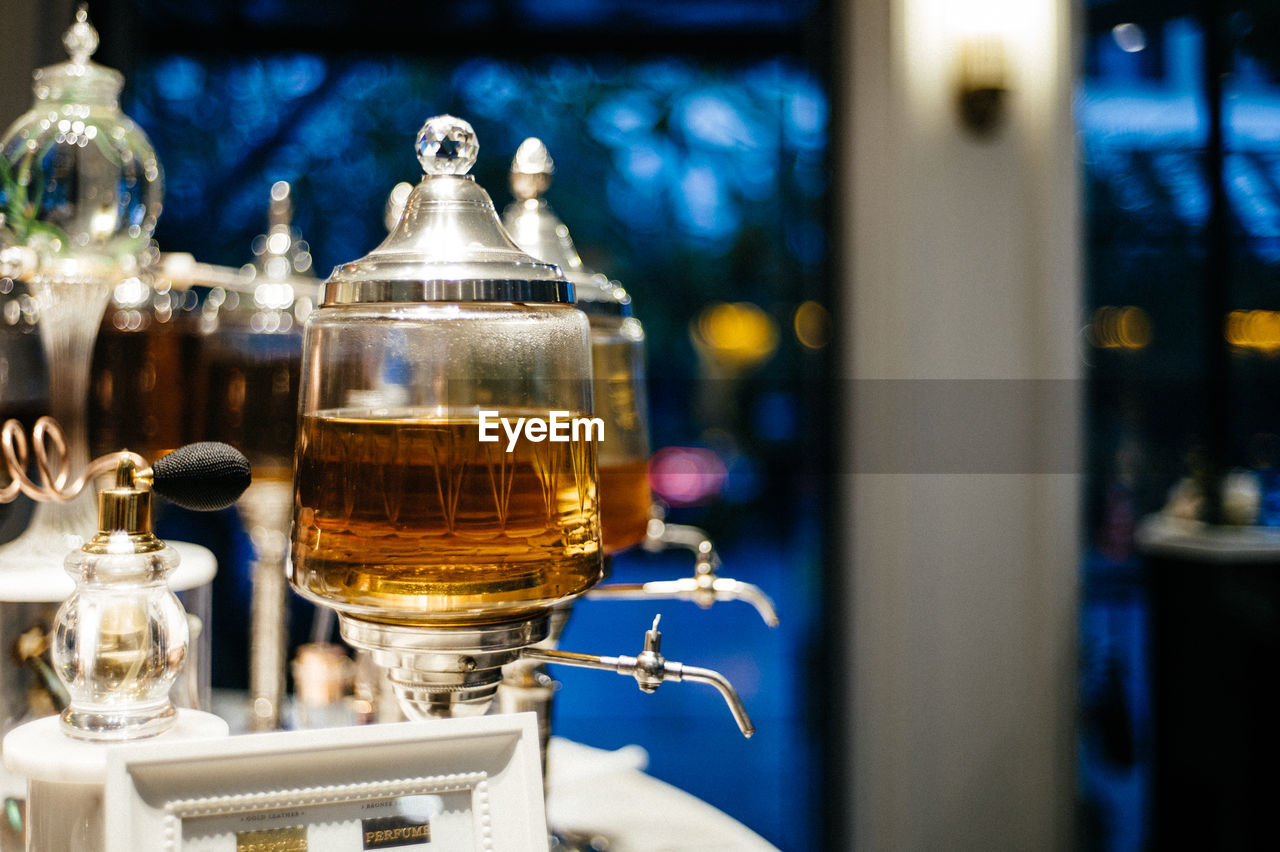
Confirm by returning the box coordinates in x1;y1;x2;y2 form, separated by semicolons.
510;137;554;201
415;115;478;176
63;4;99;65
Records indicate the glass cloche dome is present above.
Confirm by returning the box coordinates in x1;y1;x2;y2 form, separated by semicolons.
0;4;162;274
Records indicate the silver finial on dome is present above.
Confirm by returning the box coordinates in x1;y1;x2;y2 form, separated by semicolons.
415;115;479;177
510;137;554;201
63;4;99;66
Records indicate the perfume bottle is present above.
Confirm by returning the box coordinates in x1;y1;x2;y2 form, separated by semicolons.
53;459;187;740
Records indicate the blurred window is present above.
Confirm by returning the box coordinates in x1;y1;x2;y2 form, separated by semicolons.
1080;2;1280;848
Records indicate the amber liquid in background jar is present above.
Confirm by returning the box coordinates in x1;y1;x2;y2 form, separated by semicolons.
196;343;300;470
291;408;601;625
590;326;652;555
90;303;199;462
598;460;651;555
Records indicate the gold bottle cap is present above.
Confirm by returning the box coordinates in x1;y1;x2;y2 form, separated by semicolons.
84;458;163;554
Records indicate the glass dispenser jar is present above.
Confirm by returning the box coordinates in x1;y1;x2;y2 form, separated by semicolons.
0;5;162;270
89;245;202;465
503;138;651;555
289;116;601;717
501;140;779;629
191;181;317;731
0;5;164;566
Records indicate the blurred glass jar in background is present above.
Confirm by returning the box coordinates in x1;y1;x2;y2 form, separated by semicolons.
89;245;202;464
503;138;651;556
192;180;318;731
0;6;164;565
0;275;45;545
194;181;317;490
0;7;161;270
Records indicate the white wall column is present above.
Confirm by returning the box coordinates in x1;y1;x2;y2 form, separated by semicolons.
839;0;1080;847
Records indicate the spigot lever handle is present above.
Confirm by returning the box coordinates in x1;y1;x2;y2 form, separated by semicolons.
520;615;755;738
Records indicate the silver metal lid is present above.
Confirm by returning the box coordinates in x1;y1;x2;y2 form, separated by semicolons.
502;137;631;318
323;116;571;306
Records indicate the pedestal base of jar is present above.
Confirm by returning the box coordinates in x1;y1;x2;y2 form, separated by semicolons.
497;601;574;778
2;710;228;852
339;614;551;720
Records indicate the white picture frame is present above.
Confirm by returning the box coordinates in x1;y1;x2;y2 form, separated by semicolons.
102;713;546;852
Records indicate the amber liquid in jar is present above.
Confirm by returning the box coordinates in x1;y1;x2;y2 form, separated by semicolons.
590;327;652;555
196;344;300;470
598;459;652;555
90;314;197;462
291;409;601;624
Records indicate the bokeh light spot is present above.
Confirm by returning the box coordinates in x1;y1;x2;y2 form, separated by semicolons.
794;300;831;349
648;446;727;506
694;301;779;369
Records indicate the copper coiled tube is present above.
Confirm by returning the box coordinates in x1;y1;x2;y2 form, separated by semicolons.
0;416;145;504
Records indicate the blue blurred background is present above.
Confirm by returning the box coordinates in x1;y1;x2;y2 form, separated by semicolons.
1080;2;1280;849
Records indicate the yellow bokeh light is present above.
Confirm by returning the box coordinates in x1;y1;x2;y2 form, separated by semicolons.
1089;305;1151;350
1226;310;1280;354
693;301;779;370
794;300;832;349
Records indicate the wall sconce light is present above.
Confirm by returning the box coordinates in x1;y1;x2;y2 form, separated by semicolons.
955;35;1009;136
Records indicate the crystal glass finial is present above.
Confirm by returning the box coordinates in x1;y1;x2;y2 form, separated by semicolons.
415;115;478;176
63;4;99;65
510;137;554;201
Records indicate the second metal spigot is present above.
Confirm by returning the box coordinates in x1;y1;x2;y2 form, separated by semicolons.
522;614;755;738
588;515;780;627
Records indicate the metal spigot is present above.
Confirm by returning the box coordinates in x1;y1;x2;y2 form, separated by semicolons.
522;615;755;738
587;516;780;627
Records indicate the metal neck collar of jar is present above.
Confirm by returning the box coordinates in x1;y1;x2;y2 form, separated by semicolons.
323;115;573;307
338;613;552;720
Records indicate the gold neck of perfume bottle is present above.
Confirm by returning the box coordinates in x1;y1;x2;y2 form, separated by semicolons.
83;458;163;554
